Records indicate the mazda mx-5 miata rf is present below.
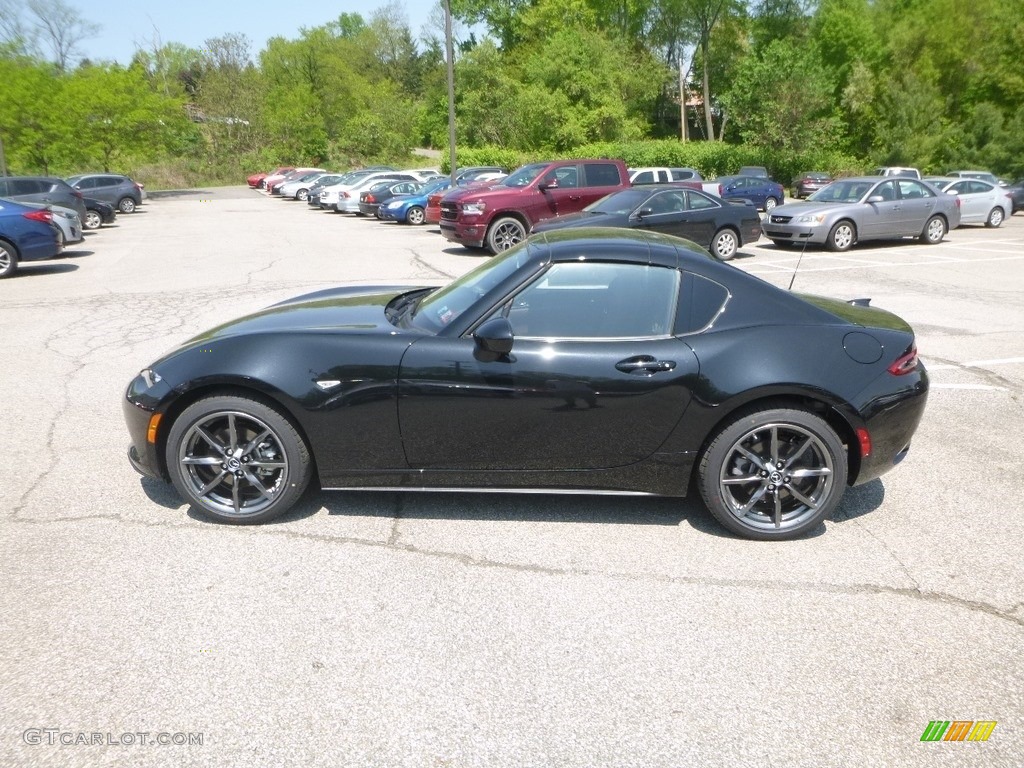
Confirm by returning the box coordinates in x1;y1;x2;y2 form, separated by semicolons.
123;229;928;540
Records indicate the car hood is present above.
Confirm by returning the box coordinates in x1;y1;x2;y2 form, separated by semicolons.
442;183;506;203
170;285;432;352
771;201;852;217
797;294;913;334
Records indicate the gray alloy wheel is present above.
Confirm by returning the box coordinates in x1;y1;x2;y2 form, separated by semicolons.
986;207;1004;228
698;407;848;540
0;239;18;278
296;188;309;201
920;214;946;244
166;395;312;524
118;197;136;213
83;210;102;230
406;205;425;225
486;216;527;253
711;228;739;260
764;196;779;212
826;220;856;252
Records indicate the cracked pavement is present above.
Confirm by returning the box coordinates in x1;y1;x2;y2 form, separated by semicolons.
2;187;1022;767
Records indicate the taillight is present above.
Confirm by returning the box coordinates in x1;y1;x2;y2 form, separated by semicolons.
855;427;872;458
954;197;961;209
717;184;723;196
888;344;919;375
23;209;53;223
365;194;376;203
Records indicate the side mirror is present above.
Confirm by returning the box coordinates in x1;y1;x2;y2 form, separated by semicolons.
473;316;514;359
636;207;654;218
866;195;884;204
539;177;559;190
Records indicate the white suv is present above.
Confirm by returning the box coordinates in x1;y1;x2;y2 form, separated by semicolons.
873;167;922;179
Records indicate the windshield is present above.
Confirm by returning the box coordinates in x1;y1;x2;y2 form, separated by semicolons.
585;189;650;215
808;180;874;203
496;164;548;188
410;244;534;333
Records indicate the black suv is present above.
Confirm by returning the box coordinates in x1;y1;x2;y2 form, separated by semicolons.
0;176;87;221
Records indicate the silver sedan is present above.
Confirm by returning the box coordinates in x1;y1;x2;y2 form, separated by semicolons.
926;177;1012;227
763;176;962;251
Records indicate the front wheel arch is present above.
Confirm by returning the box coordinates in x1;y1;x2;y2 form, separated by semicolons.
153;383;316;483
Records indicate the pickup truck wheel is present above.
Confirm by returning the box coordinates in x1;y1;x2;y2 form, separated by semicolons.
486;217;527;253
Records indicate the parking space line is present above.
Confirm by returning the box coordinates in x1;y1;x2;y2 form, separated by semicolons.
743;253;1024;275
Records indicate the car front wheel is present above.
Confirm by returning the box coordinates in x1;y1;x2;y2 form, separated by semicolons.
166;395;312;524
296;189;309;201
118;197;136;213
826;220;855;252
406;206;425;225
920;215;946;244
698;407;849;540
764;196;780;212
486;217;527;253
711;228;739;260
985;207;1004;228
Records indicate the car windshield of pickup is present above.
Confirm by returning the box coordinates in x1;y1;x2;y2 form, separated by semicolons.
497;164;549;188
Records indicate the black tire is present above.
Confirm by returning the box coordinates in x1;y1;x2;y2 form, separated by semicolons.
985;207;1004;228
764;196;780;212
0;239;18;278
83;210;102;230
296;188;309;201
919;214;946;244
698;406;848;540
406;206;425;225
165;395;312;524
825;220;856;252
486;216;527;253
710;228;739;261
118;197;136;213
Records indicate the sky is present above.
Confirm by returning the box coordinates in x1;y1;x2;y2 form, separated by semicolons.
62;1;445;66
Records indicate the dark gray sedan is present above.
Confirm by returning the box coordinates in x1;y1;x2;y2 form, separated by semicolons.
763;177;962;251
532;186;762;260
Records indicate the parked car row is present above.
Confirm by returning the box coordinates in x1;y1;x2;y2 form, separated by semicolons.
0;172;142;278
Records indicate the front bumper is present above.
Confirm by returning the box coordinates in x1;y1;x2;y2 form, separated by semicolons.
440;220;486;248
762;219;830;245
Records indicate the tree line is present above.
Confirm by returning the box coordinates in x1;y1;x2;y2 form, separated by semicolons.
1;0;1022;186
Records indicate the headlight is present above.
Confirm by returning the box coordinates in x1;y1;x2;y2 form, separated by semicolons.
140;368;162;388
796;214;827;224
461;202;486;215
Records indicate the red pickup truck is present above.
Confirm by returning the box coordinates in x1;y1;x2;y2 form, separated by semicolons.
439;159;630;253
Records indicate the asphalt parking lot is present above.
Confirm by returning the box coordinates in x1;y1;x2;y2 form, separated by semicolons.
2;187;1022;767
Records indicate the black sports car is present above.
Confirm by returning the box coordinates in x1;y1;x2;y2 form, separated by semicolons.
531;186;761;261
123;229;927;540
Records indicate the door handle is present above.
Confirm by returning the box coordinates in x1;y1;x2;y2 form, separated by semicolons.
616;357;676;374
568;195;582;201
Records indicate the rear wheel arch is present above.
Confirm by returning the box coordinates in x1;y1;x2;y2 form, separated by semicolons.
0;238;20;278
689;394;861;490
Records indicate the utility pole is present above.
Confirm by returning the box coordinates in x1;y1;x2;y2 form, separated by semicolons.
678;57;688;143
444;0;457;185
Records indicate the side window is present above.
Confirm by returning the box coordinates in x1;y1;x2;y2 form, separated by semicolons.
583;163;623;187
632;171;655;185
671;169;695;181
968;181;988;194
897;180;930;199
686;191;718;210
645;191;686;215
553;167;578;188
496;262;679;339
11;179;44;194
0;179;7;195
875;181;897;202
677;273;730;334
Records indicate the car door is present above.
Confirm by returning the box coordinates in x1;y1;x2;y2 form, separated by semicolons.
397;260;699;471
894;179;938;233
860;180;902;237
631;189;693;240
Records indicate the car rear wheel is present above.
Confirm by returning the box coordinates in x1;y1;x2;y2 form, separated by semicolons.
985;207;1004;228
166;395;312;524
764;196;780;212
698;407;848;540
920;215;946;244
826;220;856;251
711;228;739;260
118;197;136;213
486;217;527;253
406;206;425;225
83;210;102;230
0;239;18;278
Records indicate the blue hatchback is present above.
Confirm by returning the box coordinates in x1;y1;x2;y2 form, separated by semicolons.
378;178;452;225
0;198;63;278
